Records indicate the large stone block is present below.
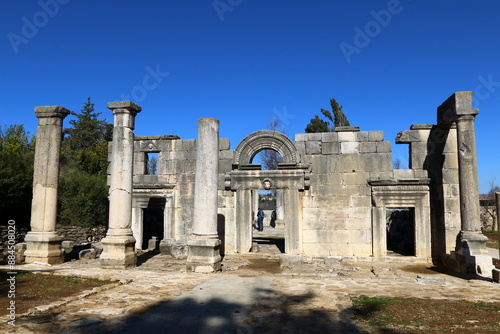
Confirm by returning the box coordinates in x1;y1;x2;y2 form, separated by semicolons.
443;153;459;169
368;131;384;141
219;150;234;160
337;131;357;142
219;138;230;150
359;142;377;153
376;141;392;153
321;132;338;142
306;141;321;155
441;169;460;184
341;142;360;154
322;142;341;155
357;132;370;142
342;172;369;185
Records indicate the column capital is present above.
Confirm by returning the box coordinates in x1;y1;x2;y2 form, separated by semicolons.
437;91;478;124
107;101;142;115
34;106;70;119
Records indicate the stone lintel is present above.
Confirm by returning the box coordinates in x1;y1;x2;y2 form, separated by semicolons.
34;106;70;119
437;91;478;124
230;169;308;190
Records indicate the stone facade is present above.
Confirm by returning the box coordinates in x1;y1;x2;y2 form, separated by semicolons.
26;92;493;278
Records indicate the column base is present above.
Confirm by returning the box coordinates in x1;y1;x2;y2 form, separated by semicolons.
100;234;136;268
24;232;63;265
441;231;494;278
493;259;500;283
186;238;221;273
456;231;489;255
274;219;285;229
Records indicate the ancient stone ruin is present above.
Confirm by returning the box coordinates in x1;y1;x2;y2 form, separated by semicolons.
23;92;499;280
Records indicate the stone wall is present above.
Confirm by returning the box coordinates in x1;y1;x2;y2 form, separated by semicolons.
295;127;392;256
396;124;460;256
126;135;235;249
56;225;106;245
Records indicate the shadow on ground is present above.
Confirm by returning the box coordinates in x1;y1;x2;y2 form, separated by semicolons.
14;288;373;334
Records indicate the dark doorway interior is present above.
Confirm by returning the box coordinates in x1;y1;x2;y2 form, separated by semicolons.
142;197;165;250
386;207;415;256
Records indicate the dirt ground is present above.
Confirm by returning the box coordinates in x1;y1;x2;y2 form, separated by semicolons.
1;254;499;333
0;271;112;316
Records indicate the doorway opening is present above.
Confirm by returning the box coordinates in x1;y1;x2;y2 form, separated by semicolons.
386;207;415;256
142;197;165;250
252;189;285;254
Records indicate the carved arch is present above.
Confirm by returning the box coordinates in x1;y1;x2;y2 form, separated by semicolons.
233;130;300;167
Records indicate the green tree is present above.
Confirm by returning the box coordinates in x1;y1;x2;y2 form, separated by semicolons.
0;125;35;226
305;98;350;133
58;98;112;227
62;97;112;174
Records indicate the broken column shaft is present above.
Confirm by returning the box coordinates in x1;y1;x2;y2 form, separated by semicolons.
24;106;70;264
100;101;141;268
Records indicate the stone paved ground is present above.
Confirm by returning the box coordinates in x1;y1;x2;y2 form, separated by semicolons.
1;252;499;333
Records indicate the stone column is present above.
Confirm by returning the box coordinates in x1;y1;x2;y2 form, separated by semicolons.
275;189;285;229
131;197;149;250
455;114;488;255
497;192;500;259
438;92;492;276
186;118;222;272
24;106;69;264
100;101;141;268
493;192;500;282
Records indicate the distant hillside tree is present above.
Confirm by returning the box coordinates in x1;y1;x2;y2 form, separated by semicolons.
305;98;350;133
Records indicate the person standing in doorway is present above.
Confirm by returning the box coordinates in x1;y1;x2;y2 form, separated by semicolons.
257;208;265;231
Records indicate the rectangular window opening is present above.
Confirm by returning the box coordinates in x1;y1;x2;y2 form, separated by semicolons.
145;152;159;175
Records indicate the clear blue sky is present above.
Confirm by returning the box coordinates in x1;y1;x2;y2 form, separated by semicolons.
2;0;499;193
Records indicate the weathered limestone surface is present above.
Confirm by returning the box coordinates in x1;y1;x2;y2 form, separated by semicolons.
296;128;392;256
435;92;492;277
396;124;460;256
186;118;222;272
494;192;500;282
100;101;141;268
25;106;69;265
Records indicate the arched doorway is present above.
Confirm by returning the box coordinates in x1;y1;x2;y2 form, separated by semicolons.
228;130;309;255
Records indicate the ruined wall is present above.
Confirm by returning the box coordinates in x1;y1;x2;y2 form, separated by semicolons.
295;127;392;256
396;124;460;256
126;136;234;247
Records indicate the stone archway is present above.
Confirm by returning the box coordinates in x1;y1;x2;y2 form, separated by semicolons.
233;130;300;167
228;130;309;255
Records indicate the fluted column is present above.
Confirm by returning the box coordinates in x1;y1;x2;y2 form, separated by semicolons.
24;106;69;264
100;101;141;268
186;118;222;272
